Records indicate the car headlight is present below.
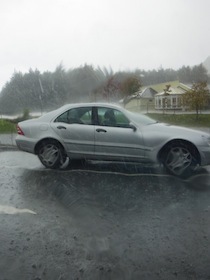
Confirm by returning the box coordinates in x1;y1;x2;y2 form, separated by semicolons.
202;135;210;146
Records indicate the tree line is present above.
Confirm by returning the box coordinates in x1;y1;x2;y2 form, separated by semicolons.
0;63;209;115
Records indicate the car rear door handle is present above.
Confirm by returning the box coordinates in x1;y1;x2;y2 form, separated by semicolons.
57;125;67;130
96;128;107;133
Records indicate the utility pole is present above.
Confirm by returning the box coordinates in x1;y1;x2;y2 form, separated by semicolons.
38;77;44;115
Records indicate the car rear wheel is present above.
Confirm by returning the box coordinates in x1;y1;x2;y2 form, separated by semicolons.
37;141;67;169
162;142;199;177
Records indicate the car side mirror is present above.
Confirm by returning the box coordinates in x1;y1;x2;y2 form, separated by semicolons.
129;123;137;131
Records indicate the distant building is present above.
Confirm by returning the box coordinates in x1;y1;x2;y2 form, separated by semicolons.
155;83;190;110
125;80;191;112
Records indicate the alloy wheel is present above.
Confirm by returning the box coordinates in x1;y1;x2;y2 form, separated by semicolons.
165;146;192;176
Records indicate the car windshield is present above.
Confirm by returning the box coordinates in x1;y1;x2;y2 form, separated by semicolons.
127;111;158;125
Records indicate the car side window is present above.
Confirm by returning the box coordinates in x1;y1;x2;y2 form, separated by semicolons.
79;109;92;124
55;111;69;123
98;107;130;127
55;107;92;124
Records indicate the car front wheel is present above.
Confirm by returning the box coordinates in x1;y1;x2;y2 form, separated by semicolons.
162;143;199;177
37;141;67;169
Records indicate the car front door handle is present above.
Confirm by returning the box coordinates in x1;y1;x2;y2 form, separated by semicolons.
57;125;67;130
96;128;107;133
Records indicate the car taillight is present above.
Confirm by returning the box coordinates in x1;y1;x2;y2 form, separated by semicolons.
17;125;24;135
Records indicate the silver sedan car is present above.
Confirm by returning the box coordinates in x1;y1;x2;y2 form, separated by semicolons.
16;103;210;177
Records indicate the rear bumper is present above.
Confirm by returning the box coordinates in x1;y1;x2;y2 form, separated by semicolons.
15;136;36;154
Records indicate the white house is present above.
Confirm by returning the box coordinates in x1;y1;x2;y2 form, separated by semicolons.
125;81;191;112
155;84;191;110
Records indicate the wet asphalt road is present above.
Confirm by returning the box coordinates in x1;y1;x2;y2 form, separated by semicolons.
0;150;210;280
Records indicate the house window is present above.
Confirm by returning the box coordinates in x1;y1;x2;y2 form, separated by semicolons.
158;99;161;108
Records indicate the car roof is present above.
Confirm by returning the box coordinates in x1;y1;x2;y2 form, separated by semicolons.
61;102;122;108
38;102;125;121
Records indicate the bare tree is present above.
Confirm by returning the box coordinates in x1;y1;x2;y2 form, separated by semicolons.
183;81;209;119
162;84;171;114
121;75;142;106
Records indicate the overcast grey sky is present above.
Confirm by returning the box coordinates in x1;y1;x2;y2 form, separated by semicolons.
0;0;209;90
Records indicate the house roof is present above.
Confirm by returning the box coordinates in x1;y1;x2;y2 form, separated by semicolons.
140;87;157;98
137;80;191;98
147;80;190;92
155;86;188;96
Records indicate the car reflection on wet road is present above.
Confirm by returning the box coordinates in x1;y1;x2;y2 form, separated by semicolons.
0;150;210;280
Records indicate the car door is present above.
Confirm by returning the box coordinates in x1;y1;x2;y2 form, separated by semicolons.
51;106;95;157
94;107;145;160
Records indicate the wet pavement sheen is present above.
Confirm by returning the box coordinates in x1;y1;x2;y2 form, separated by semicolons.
0;150;210;280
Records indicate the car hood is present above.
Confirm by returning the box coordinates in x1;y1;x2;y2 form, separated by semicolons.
139;122;210;148
154;123;210;137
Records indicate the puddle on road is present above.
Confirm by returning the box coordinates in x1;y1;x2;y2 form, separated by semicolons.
17;157;210;214
0;205;36;215
185;173;210;190
1;150;210;215
0;151;41;169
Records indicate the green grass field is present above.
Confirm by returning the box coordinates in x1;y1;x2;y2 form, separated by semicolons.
0;119;16;133
147;113;210;127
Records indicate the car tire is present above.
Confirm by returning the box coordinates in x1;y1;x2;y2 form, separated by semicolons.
37;140;67;169
162;142;199;178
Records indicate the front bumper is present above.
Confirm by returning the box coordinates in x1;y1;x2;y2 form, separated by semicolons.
199;146;210;166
